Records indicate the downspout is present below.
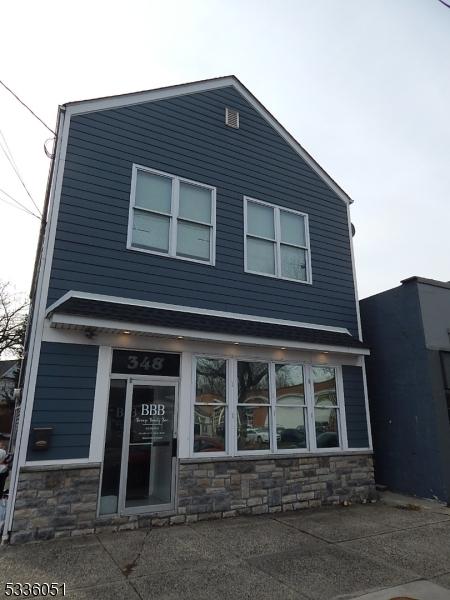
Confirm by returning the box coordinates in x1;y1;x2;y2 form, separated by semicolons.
2;106;65;543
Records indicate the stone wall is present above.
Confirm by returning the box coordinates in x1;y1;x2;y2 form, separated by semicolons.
10;464;102;544
178;453;376;519
9;453;375;544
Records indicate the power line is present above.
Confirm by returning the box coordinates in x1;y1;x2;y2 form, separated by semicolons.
0;128;42;216
0;189;40;220
0;80;55;135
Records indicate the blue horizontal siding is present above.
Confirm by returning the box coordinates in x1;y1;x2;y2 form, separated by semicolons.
27;342;99;461
47;85;359;335
342;365;370;448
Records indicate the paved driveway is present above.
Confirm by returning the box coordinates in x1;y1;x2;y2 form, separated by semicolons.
1;502;450;599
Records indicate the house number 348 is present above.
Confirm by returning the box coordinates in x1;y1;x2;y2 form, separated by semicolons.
127;355;165;371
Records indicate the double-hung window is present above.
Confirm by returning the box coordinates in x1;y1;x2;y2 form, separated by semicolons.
312;367;340;449
192;359;344;456
237;361;271;451
244;197;311;283
193;358;227;453
275;364;307;450
128;165;216;264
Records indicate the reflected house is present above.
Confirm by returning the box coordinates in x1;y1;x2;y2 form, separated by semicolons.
5;77;375;544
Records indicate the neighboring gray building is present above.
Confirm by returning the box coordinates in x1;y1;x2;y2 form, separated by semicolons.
4;77;374;544
361;277;450;504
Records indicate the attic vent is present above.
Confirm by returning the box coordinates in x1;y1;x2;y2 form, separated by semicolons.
225;107;239;129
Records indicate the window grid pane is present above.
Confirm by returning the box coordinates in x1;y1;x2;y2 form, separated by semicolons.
276;406;307;450
132;209;170;253
312;367;338;406
176;220;211;261
135;170;172;214
237;406;270;451
280;210;306;246
246;237;276;275
194;405;226;453
247;202;275;239
195;358;227;404
179;182;212;224
315;408;339;448
280;245;307;281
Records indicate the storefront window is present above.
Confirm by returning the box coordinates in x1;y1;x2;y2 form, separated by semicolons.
275;364;307;450
99;379;126;515
237;362;270;451
192;358;345;456
193;358;227;453
312;367;340;448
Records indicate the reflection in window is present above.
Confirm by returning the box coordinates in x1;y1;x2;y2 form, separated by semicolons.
275;364;307;449
312;367;340;448
194;358;227;453
194;406;226;452
237;362;270;451
237;362;269;404
99;380;126;515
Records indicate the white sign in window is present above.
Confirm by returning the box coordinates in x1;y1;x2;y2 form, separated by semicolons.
128;165;216;265
244;197;311;283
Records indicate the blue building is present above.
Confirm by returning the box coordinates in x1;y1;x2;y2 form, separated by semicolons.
4;77;374;543
361;276;450;504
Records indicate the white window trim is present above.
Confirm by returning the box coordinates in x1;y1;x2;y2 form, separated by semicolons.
244;196;312;284
127;164;217;266
190;355;347;458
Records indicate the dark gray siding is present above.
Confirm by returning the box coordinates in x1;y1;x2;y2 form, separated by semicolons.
342;365;369;448
47;86;359;336
27;342;98;461
361;282;449;502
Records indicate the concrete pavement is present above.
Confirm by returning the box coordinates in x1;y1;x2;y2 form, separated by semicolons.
1;501;450;599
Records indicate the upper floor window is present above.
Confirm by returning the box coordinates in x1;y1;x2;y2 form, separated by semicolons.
128;165;216;265
244;197;311;283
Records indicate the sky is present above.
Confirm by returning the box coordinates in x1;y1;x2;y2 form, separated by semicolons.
0;0;449;301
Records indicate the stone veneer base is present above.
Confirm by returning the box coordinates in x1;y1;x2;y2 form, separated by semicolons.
9;453;375;544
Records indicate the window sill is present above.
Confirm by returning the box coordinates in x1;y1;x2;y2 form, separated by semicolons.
180;449;372;464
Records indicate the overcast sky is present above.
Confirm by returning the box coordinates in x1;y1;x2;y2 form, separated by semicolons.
1;0;449;301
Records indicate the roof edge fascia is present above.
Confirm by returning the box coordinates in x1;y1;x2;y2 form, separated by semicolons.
63;76;353;206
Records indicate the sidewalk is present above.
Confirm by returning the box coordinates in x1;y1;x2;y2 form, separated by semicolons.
1;500;450;599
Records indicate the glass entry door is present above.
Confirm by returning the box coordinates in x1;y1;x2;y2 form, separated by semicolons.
121;381;177;514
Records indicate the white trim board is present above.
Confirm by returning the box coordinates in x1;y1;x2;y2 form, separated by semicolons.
48;312;370;356
46;290;352;335
2;106;70;542
62;75;352;206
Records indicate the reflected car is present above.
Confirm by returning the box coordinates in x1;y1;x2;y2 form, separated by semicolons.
316;432;339;448
280;428;306;447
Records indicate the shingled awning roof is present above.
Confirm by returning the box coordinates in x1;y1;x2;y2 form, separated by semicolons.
47;294;369;354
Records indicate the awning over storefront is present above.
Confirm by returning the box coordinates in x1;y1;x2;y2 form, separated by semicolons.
46;292;369;355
